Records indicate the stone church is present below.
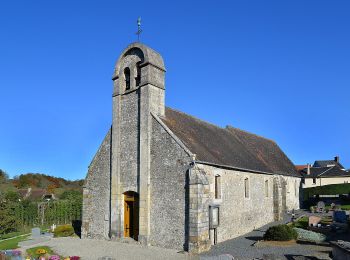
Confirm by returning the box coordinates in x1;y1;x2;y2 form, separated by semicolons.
82;42;300;253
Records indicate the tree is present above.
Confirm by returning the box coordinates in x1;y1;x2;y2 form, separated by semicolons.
60;190;82;201
0;169;8;184
5;191;20;202
0;193;19;234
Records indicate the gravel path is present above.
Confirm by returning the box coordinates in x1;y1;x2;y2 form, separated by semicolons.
38;237;197;260
200;211;332;260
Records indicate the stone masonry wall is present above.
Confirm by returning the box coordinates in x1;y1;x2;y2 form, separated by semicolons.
82;129;111;240
149;117;191;250
197;164;300;243
284;176;301;211
119;91;139;193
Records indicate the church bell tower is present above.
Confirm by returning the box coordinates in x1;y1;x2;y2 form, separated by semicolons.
110;43;166;244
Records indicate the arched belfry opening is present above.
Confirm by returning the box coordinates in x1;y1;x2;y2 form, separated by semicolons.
124;67;131;91
123;191;139;240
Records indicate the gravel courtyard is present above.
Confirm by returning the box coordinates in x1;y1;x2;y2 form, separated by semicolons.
37;237;196;260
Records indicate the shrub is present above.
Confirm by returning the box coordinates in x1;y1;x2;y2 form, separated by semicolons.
263;224;298;241
53;224;75;237
294;227;326;243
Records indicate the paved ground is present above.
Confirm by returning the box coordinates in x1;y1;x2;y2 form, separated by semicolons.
17;210;347;260
200;212;333;260
36;237;197;260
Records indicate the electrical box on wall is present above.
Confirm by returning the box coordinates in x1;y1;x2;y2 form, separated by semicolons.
209;206;219;229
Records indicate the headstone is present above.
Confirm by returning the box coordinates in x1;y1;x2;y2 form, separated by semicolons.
330;203;336;210
317;201;325;212
333;211;347;223
31;227;41;238
308;216;321;227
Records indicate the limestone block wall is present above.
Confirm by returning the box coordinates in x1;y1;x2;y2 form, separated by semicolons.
119;91;139;192
197;164;300;243
82;129;111;240
149;117;191;250
284;176;301;211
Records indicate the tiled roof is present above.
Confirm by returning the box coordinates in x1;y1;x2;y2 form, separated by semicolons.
313;160;344;169
300;166;350;178
160;107;297;176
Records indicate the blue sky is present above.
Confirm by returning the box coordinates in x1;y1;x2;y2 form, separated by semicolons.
0;1;349;180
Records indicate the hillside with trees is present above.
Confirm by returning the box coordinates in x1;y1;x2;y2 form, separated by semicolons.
0;169;84;237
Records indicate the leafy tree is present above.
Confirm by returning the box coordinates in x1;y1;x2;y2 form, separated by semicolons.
0;193;19;234
60;190;82;201
5;191;20;202
0;169;9;184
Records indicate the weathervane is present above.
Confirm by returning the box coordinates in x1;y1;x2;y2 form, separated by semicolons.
136;17;142;42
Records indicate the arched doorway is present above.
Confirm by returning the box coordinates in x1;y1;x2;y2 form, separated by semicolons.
123;191;139;240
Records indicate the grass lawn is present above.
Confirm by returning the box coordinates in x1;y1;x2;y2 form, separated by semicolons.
0;235;29;250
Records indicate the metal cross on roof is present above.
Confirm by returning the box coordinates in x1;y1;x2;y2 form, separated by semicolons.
136;17;142;42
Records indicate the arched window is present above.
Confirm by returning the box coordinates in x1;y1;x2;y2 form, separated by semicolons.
124;67;130;90
214;175;221;199
244;178;249;198
265;180;269;197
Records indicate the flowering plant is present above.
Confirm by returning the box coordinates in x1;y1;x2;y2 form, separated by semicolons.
12;250;21;256
49;255;61;260
70;256;80;260
36;248;47;255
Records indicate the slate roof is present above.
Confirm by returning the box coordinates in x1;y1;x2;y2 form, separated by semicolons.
160;107;297;176
300;166;350;178
313;160;345;169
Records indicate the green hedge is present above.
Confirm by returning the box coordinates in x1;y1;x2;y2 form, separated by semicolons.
53;224;75;237
264;224;298;241
303;183;350;200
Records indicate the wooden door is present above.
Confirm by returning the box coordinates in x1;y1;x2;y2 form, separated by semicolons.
123;191;139;240
124;200;131;237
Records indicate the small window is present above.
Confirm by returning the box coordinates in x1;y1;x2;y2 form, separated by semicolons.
124;67;130;90
313;178;316;184
264;180;269;197
244;178;249;198
215;175;221;199
135;62;141;86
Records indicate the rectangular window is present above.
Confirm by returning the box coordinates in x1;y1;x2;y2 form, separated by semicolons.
264;180;269;197
313;178;316;184
215;175;221;199
244;178;249;198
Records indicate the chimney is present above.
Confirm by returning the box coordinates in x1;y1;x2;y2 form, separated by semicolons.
307;163;311;175
334;156;340;163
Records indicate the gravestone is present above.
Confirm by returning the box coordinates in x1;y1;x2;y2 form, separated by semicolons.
308;216;321;227
333;211;347;223
317;201;325;213
31;227;41;238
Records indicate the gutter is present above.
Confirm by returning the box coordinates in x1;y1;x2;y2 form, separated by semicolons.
195;160;301;178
